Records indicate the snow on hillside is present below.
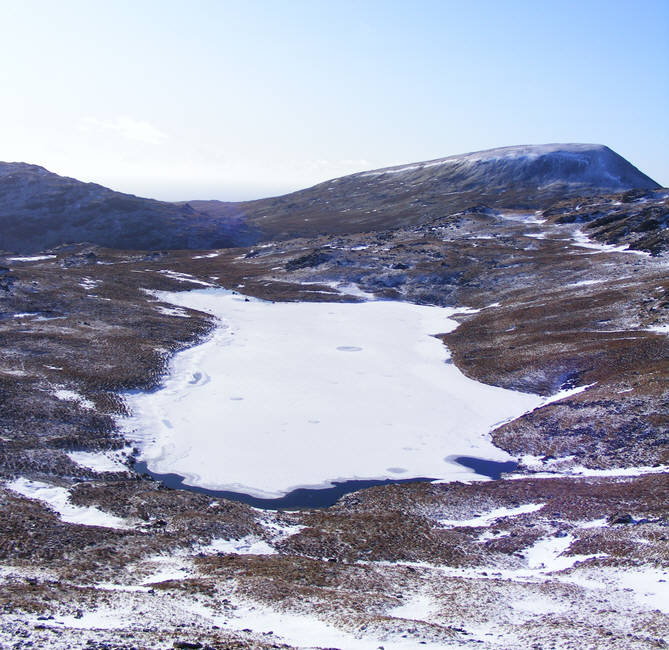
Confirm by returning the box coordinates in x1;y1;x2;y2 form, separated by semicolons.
358;143;659;191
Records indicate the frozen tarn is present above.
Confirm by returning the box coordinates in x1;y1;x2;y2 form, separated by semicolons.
6;478;130;529
53;388;95;410
67;449;129;473
7;255;56;262
439;503;544;528
123;290;544;498
192;252;221;259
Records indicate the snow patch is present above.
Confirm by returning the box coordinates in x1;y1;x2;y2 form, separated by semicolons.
79;277;100;290
66;450;129;473
7;255;56;262
157;270;215;286
560;566;669;613
387;592;436;622
199;535;276;555
53;389;95;410
513;461;669;479
155;305;191;317
439;503;544;528
511;595;568;616
572;229;651;256
539;383;595;406
6;478;130;529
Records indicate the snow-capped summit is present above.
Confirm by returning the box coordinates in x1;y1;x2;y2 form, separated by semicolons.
209;143;660;241
356;143;659;192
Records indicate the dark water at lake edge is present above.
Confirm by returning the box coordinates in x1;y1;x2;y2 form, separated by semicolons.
133;455;516;509
452;456;519;479
133;460;436;509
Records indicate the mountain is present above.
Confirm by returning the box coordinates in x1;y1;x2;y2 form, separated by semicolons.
197;143;660;240
0;163;260;253
0;144;661;253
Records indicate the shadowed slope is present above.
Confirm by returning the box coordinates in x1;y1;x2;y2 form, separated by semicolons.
0;163;261;253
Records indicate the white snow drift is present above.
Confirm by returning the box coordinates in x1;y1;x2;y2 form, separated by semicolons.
6;478;129;529
123;289;546;498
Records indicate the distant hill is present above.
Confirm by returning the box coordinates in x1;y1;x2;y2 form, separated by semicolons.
0;163;260;253
0;144;660;253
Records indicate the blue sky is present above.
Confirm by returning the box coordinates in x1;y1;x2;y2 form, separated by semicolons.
1;0;667;200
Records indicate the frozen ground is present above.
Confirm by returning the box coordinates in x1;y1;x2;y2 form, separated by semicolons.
123;290;544;498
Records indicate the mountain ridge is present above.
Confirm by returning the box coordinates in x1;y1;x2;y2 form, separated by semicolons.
208;142;660;240
0;143;661;253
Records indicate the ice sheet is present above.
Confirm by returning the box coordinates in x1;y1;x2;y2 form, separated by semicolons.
123;290;545;498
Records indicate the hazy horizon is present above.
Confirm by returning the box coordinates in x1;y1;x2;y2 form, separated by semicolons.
4;139;663;204
2;0;668;201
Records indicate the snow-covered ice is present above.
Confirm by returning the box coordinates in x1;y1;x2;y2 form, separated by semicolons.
6;478;130;529
123;289;544;498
